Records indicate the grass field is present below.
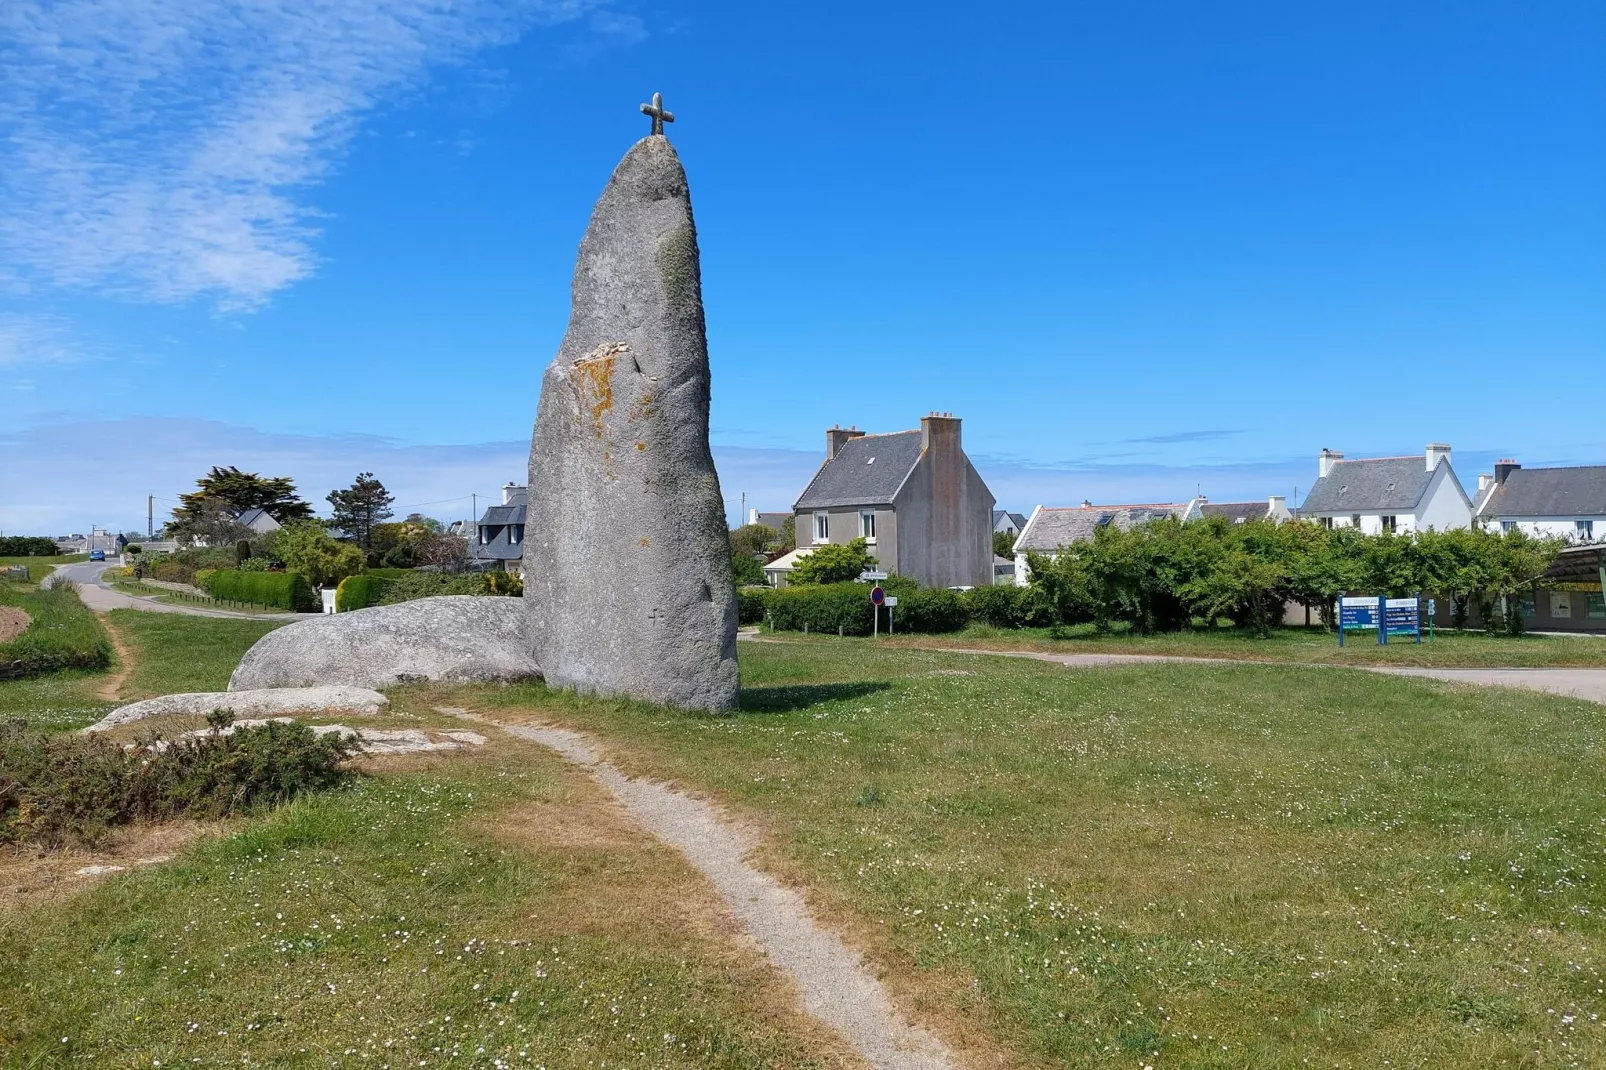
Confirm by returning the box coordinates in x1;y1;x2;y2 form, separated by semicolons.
0;744;860;1067
0;554;86;584
0;580;110;680
108;608;283;699
880;621;1606;668
458;640;1606;1068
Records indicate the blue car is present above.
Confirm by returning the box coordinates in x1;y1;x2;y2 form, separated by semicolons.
89;549;105;561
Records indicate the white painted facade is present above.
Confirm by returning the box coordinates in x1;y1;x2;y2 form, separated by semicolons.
1481;516;1606;542
1302;446;1473;533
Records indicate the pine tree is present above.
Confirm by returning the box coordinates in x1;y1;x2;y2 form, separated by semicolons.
326;473;395;550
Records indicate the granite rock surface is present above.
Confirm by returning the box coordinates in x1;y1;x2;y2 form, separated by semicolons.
84;686;389;732
522;136;739;712
228;596;540;691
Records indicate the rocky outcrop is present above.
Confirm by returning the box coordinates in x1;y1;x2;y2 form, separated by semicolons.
84;686;389;733
228;596;539;691
522;135;739;712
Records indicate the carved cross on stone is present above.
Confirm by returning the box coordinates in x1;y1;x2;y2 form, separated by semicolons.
648;607;666;626
640;92;674;137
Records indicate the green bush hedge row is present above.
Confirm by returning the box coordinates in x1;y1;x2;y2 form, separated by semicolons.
335;570;516;611
756;581;1054;635
0;537;59;557
0;583;112;679
205;570;319;612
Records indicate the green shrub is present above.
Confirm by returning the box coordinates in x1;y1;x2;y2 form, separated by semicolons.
373;571;492;605
0;536;59;557
962;584;1054;629
764;583;874;635
737;587;768;625
208;570;319;612
0;583;111;679
0;715;356;847
894;587;968;633
336;573;390;612
193;568;218;592
152;559;198;585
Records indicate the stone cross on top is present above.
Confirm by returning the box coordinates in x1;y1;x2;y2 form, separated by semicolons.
640;92;674;137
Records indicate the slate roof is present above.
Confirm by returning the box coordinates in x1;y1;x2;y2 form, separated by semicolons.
1200;501;1269;523
1299;457;1437;514
1478;466;1606;519
794;431;924;510
235;507;280;530
993;510;1028;530
750;512;791;531
1014;504;1188;553
471;501;526;561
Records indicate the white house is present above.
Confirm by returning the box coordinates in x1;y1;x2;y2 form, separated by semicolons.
1474;461;1606;543
1297;444;1472;533
1198;496;1292;524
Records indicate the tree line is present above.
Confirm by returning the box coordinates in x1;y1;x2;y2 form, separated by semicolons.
1025;516;1563;636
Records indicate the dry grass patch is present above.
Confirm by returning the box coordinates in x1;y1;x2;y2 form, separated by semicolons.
0;821;209;913
0;608;28;645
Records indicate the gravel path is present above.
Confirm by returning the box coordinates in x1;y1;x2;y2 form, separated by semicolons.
499;721;954;1070
47;561;310;621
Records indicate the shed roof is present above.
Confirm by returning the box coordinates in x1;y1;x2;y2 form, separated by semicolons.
1015;503;1188;553
793;431;924;510
1299;457;1437;514
1199;501;1268;523
1478;466;1606;519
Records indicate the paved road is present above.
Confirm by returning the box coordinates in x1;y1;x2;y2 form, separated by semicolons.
46;561;306;621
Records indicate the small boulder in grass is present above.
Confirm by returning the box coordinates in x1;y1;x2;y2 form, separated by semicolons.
84;686;389;733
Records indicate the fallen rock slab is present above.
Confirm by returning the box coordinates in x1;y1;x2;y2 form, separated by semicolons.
85;686;390;733
138;719;490;757
229;596;540;691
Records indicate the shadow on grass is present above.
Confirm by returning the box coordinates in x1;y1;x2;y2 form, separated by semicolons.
738;681;892;714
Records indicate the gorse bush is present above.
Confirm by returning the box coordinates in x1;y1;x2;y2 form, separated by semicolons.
0;715;357;847
206;570;319;612
0;583;111;680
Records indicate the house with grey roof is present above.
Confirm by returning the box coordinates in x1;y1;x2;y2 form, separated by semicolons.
1199;495;1292;525
993;510;1028;537
234;507;282;536
1011;501;1201;586
1474;460;1606;544
470;483;527;573
782;414;995;588
1297;444;1472;533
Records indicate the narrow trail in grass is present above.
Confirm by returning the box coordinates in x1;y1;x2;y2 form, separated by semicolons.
474;714;954;1070
94;614;134;701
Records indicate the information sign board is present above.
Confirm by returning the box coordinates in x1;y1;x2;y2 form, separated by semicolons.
1337;594;1422;645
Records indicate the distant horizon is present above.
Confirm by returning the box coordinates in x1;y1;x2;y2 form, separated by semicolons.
3;2;1601;534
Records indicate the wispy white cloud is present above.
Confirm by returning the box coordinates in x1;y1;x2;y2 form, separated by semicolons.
0;0;616;311
0;314;81;365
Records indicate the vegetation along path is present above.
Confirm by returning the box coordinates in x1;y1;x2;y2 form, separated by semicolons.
478;714;955;1070
47;561;306;621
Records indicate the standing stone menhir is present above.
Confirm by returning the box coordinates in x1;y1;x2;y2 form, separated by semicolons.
522;103;740;712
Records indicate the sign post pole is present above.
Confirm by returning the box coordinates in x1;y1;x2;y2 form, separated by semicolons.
1377;594;1387;645
1337;593;1344;647
869;583;886;639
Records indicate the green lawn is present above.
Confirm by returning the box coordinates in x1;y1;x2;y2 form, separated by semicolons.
882;621;1606;668
0;746;856;1067
0;580;110;681
462;641;1606;1068
0;554;85;584
108;608;283;699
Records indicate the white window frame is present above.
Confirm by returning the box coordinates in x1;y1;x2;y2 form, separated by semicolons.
1380;515;1397;533
510;525;523;546
813;511;830;544
1577;519;1594;540
860;510;876;543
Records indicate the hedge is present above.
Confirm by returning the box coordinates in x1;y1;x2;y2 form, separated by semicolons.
960;584;1054;629
737;587;767;625
0;537;59;557
336;573;389;612
893;587;968;633
763;583;876;636
206;570;319;612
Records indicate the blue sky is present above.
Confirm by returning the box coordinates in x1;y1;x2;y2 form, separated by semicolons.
3;0;1602;535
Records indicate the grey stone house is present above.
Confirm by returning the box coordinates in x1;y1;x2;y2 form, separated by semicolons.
783;413;995;588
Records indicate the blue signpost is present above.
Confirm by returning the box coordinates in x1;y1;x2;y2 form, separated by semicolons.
1337;593;1423;646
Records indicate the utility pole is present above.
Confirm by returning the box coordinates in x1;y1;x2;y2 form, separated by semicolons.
147;494;154;539
740;492;746;525
471;493;477;544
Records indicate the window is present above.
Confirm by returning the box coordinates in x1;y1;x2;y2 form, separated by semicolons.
510;525;523;546
479;526;489;545
1320;516;1334;529
1587;593;1605;619
1350;514;1362;528
860;510;876;542
813;511;830;543
1380;515;1397;533
1578;520;1595;540
1501;521;1515;533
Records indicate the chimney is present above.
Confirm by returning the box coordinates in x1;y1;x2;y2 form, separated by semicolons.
1268;494;1286;514
1477;473;1494;494
748;507;759;525
1319;448;1344;479
826;423;866;460
1425;443;1451;473
1081;499;1093;508
1494;459;1521;485
502;482;522;505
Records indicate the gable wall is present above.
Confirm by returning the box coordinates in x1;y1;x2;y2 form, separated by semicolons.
1414;464;1473;531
